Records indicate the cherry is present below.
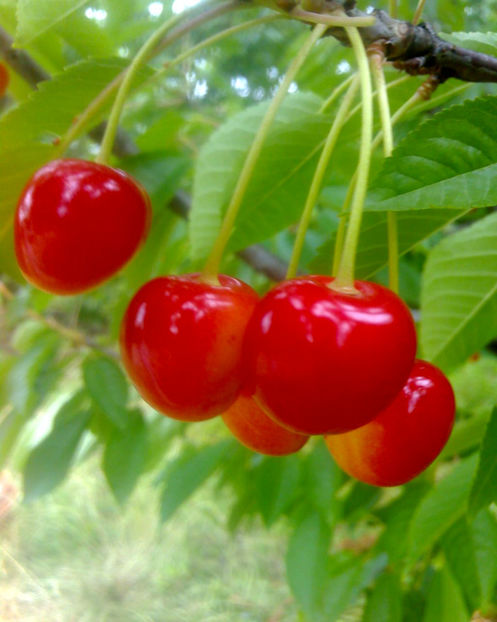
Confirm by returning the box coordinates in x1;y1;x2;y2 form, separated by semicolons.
244;276;417;435
120;273;259;421
222;393;309;456
325;360;455;487
14;159;151;295
0;63;9;97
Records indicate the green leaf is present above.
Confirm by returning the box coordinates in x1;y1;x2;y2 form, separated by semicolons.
7;331;61;415
367;97;497;213
255;455;301;526
286;512;331;618
472;509;497;606
407;455;478;563
190;92;330;259
103;409;147;505
322;557;365;621
468;407;497;517
363;572;403;622
421;212;497;371
159;441;230;522
23;394;90;502
303;441;342;519
375;483;429;565
83;356;128;429
441;518;481;611
441;31;497;55
16;0;91;46
423;567;468;622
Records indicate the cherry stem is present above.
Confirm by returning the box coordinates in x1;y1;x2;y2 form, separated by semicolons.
202;22;327;281
370;47;398;293
57;1;242;159
333;26;373;290
331;76;438;276
319;73;357;113
413;0;427;25
289;7;375;28
286;75;360;279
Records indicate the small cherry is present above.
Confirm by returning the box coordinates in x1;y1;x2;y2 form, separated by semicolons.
325;360;455;487
120;273;259;421
0;63;9;97
222;392;309;456
244;276;417;435
14;159;151;295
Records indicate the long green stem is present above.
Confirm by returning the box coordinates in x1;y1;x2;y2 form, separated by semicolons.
319;73;356;113
290;7;375;28
413;0;427;25
333;27;373;290
287;76;359;279
96;12;184;164
202;23;327;280
370;50;398;293
388;0;397;18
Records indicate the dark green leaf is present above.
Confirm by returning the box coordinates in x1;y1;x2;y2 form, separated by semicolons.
468;406;497;517
286;512;331;618
103;409;147;505
441;518;481;611
159;441;230;522
407;455;478;563
472;509;497;606
363;572;403;622
23;394;90;502
303;440;342;520
423;567;468;622
368;97;497;213
83;357;128;429
255;455;300;526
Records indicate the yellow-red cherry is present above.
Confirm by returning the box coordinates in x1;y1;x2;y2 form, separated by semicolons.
243;276;417;435
14;159;151;295
222;393;309;456
120;273;259;422
325;360;455;487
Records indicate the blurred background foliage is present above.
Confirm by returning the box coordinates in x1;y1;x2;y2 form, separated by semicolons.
2;0;497;620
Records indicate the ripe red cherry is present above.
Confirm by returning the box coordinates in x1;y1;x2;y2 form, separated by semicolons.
0;63;9;97
325;360;455;487
222;393;309;456
244;276;417;435
120;274;259;421
14;159;151;295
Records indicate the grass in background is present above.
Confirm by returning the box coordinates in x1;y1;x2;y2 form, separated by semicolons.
1;458;296;622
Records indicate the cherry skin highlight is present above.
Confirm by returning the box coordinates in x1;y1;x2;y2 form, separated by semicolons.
325;360;455;487
120;274;259;421
222;393;309;456
14;159;151;295
244;276;417;435
0;63;9;97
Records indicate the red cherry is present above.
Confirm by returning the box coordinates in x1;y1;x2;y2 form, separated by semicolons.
14;159;151;295
120;274;259;421
0;63;9;97
244;276;417;435
222;393;308;456
325;360;455;487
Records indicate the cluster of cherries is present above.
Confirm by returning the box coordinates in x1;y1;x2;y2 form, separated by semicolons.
14;158;455;488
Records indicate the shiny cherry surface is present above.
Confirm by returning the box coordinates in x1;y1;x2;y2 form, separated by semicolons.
120;274;259;421
0;63;9;97
325;360;455;487
244;276;417;435
222;393;308;456
14;159;151;294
